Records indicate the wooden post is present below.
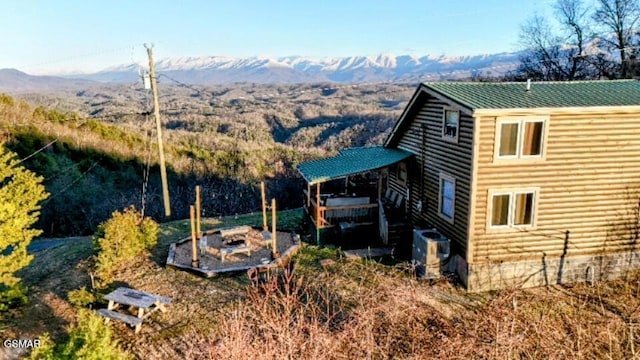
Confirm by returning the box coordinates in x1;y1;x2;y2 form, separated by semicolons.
195;185;202;238
271;198;278;256
316;183;321;245
377;174;382;201
261;181;268;231
306;183;311;207
145;44;171;217
190;205;199;268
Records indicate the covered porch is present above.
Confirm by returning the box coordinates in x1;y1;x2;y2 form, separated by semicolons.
296;146;412;247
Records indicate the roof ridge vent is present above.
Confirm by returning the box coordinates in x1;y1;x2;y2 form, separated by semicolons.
526;79;531;92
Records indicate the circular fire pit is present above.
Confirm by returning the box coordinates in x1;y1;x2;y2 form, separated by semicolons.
166;226;302;277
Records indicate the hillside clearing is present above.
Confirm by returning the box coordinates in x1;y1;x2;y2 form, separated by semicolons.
1;209;640;359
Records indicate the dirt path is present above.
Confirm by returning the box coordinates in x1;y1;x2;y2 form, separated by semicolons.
28;236;90;252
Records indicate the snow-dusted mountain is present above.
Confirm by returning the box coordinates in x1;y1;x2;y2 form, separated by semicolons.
79;52;521;84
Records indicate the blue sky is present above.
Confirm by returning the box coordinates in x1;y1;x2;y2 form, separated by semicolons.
1;0;555;74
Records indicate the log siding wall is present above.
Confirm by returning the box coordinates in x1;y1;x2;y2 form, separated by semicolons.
472;112;640;265
387;97;474;255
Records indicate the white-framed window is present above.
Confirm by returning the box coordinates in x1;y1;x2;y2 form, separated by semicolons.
442;108;459;142
489;189;538;229
438;173;455;223
397;162;407;185
495;117;547;160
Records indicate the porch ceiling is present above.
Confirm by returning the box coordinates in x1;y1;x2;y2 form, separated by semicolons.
297;146;412;185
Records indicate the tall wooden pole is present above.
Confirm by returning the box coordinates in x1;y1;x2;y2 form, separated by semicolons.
261;181;268;231
146;44;171;217
190;205;199;268
271;198;278;255
195;185;202;238
316;183;321;245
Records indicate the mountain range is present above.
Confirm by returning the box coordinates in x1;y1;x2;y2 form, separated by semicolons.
0;52;522;91
91;52;521;84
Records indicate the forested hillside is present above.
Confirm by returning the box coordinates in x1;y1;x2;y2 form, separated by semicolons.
1;82;413;236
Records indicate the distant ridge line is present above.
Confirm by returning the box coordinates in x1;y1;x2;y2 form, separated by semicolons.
72;52;522;84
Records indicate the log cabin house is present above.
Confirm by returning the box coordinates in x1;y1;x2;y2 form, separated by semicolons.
298;80;640;291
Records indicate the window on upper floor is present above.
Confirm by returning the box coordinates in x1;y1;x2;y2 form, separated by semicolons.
442;108;459;142
397;162;407;185
496;118;546;159
438;173;455;223
489;189;537;229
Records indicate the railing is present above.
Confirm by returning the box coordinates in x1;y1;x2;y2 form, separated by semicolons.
305;195;378;229
323;203;378;225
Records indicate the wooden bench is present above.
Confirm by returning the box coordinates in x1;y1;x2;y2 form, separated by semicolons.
220;226;251;237
98;309;143;332
221;246;251;262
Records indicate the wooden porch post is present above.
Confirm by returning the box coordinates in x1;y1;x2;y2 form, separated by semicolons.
316;182;321;245
272;198;278;256
377;173;382;201
190;205;199;268
195;186;202;238
307;183;311;207
261;181;268;231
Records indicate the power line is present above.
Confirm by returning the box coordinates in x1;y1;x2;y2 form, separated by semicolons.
88;111;151;120
43;161;101;203
21;45;142;71
16;139;58;165
157;73;206;97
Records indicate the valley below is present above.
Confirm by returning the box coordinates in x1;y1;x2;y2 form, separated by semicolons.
1;81;414;236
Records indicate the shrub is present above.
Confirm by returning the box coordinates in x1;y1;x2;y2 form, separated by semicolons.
0;93;14;106
30;309;131;360
93;206;158;286
0;145;48;311
68;287;97;308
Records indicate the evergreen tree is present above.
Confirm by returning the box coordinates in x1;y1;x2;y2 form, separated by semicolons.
0;145;48;310
93;206;158;286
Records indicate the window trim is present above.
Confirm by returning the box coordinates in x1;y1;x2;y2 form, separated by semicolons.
438;173;456;224
487;188;539;231
397;162;407;186
494;116;548;162
442;107;460;143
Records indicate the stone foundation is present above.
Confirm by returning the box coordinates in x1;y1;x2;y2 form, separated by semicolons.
463;251;640;292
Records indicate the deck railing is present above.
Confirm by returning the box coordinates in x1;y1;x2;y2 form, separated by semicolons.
304;190;378;229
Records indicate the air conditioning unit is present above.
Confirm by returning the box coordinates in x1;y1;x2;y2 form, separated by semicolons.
412;228;450;277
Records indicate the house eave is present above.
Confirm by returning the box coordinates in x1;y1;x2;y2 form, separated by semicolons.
472;105;640;117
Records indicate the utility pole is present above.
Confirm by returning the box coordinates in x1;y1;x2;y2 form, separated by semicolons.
145;44;171;217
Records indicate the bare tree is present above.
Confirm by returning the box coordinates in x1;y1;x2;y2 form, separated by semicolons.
517;0;595;80
593;0;640;78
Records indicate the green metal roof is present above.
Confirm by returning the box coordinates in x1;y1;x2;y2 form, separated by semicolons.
424;80;640;110
297;146;412;185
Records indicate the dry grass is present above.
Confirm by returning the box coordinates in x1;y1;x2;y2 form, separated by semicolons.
4;217;640;359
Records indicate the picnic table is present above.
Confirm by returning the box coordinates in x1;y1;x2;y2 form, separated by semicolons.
97;287;171;333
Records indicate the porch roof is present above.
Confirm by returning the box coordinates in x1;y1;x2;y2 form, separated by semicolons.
297;146;412;185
